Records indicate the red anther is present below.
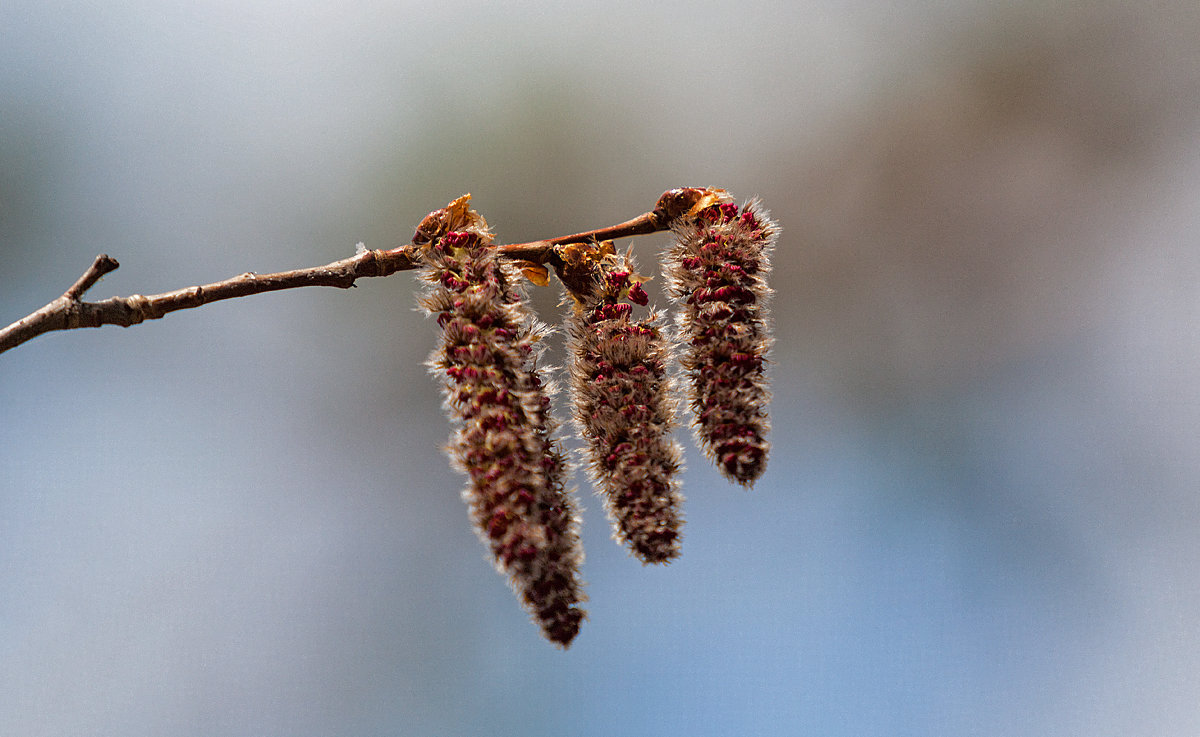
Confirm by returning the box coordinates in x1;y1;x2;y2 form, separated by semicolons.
487;509;510;538
730;352;762;369
721;450;744;474
516;544;538;561
595;303;632;321
708;285;754;304
442;231;475;249
440;273;469;291
628;282;649;306
709;305;733;321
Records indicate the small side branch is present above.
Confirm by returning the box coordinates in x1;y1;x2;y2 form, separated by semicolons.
0;193;694;355
63;254;121;300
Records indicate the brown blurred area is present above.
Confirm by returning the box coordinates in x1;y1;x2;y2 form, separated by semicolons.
779;4;1199;408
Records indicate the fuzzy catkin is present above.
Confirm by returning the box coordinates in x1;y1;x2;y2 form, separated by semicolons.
567;252;684;564
415;197;586;647
664;198;776;486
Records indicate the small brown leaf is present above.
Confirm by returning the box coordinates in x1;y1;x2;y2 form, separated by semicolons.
517;261;550;286
687;188;731;217
444;193;472;222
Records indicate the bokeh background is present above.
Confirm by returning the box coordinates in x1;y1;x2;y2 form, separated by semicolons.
3;1;1200;735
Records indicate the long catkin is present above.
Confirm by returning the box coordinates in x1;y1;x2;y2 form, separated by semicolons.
566;247;684;564
415;197;586;647
664;197;776;487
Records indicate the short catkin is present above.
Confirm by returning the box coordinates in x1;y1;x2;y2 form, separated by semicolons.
663;194;777;486
415;196;587;647
565;245;684;564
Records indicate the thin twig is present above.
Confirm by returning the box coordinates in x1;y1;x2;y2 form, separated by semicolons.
62;254;121;301
0;205;678;355
496;211;662;264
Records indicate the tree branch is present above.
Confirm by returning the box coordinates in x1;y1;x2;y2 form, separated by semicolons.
0;194;699;355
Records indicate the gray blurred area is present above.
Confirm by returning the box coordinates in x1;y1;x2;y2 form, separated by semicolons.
3;1;1199;735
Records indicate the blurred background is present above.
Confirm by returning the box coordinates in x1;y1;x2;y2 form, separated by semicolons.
3;1;1199;734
